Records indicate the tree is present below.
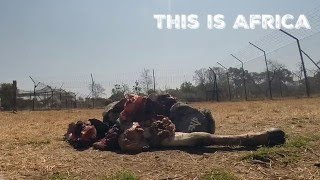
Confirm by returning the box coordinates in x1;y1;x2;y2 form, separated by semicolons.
209;67;225;82
89;83;105;98
227;67;245;98
193;68;207;88
109;84;130;101
180;81;194;93
140;69;153;93
267;61;294;96
132;81;142;95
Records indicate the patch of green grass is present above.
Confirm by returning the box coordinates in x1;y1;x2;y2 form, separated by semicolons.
49;172;69;180
102;170;138;180
285;136;310;148
201;170;237;180
241;146;300;165
241;135;318;165
23;139;51;147
241;147;276;162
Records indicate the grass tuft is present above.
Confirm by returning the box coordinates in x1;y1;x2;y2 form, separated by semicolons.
241;147;275;162
201;170;237;180
49;172;69;180
102;170;138;180
285;136;310;148
241;135;318;165
23;139;51;147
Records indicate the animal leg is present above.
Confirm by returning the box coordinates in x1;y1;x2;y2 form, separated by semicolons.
161;128;285;147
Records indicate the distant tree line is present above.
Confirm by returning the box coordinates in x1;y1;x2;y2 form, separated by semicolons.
1;63;319;110
109;63;320;102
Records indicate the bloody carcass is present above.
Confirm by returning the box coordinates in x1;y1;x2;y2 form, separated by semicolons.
65;94;285;153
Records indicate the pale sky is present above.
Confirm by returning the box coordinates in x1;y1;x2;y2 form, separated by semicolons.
0;0;319;97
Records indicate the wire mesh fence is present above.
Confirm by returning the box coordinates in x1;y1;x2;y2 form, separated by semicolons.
213;33;320;101
212;5;320;101
1;5;320;111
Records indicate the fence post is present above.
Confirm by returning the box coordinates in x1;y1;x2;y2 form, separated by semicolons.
32;89;35;111
249;42;273;99
217;62;232;101
279;29;310;97
74;94;77;108
12;80;17;112
51;89;54;108
231;54;248;101
153;69;156;93
90;73;95;108
29;76;39;111
301;50;320;70
59;91;62;108
209;67;219;102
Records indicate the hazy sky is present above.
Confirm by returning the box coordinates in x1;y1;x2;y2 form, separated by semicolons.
0;0;319;96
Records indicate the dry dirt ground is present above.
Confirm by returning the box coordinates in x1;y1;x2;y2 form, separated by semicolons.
0;98;319;180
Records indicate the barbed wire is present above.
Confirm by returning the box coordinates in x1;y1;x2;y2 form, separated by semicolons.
9;4;320;100
225;4;320;68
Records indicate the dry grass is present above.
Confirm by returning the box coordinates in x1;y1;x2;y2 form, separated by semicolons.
0;98;320;179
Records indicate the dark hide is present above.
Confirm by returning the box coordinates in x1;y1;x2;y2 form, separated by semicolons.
151;94;177;117
102;99;126;126
170;102;215;133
